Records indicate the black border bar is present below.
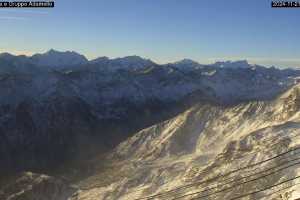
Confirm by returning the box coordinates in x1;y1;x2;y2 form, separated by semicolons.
0;1;54;8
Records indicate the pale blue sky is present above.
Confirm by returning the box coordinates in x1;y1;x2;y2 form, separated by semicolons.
0;0;299;68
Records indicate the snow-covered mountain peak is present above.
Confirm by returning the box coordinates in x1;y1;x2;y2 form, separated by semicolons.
90;56;110;64
175;58;199;65
30;49;88;67
0;52;30;62
0;52;34;71
46;49;58;54
213;60;252;69
113;55;153;63
0;52;15;59
109;55;155;69
45;49;82;56
173;58;204;70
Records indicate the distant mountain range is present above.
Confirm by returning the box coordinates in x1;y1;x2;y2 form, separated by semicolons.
2;49;298;70
0;50;300;199
0;49;154;69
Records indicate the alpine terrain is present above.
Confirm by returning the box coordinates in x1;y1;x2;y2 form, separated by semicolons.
0;50;300;200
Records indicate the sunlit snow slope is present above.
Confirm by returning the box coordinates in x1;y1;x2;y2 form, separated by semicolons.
73;84;300;200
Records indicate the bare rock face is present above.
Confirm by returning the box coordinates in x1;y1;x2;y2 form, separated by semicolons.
0;172;76;200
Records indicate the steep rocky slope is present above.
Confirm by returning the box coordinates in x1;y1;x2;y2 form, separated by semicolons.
72;84;300;200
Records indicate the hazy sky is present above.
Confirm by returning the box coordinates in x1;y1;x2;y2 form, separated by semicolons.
0;0;299;68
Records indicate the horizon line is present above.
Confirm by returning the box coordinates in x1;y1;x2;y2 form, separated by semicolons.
0;49;299;69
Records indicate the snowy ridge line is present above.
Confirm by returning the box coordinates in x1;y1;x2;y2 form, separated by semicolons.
138;127;300;169
228;176;300;200
132;132;300;199
176;153;300;199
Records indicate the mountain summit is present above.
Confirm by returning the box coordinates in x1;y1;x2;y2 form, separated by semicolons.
173;58;203;70
30;49;88;67
213;60;251;69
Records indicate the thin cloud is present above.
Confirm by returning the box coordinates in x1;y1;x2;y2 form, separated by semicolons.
0;16;28;20
0;9;49;14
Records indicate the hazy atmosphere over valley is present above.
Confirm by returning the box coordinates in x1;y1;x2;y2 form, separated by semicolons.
1;0;300;200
